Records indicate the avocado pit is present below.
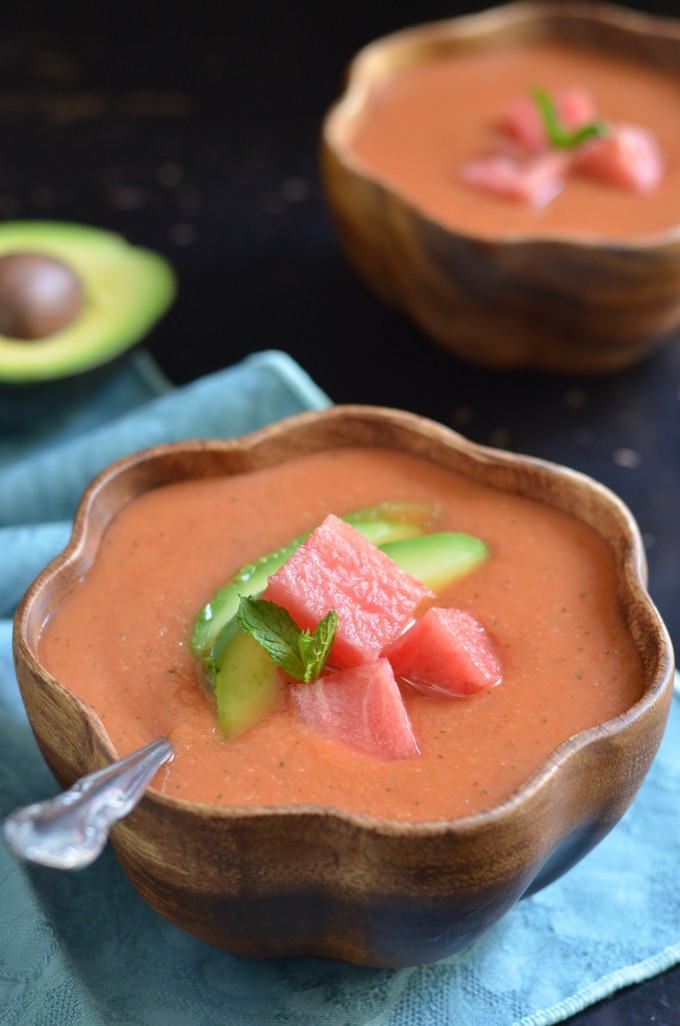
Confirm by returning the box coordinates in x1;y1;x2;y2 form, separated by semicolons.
0;252;84;340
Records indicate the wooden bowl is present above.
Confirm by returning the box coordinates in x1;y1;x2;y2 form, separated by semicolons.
321;2;680;374
13;406;674;966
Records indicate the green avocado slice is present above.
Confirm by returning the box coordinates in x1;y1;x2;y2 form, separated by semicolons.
0;221;176;382
380;532;488;592
212;621;284;740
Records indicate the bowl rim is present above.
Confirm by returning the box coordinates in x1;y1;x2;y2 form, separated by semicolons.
14;403;676;837
322;0;680;250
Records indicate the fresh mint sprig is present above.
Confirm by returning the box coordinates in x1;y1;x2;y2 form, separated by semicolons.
237;595;338;683
532;88;608;150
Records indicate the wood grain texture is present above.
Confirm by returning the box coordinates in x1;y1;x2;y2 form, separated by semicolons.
13;406;675;965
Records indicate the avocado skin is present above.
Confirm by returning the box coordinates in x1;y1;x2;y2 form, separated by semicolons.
0;221;176;383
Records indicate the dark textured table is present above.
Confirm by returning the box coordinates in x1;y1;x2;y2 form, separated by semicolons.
2;1;678;1021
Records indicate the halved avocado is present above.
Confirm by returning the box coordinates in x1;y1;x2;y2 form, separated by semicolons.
0;221;176;383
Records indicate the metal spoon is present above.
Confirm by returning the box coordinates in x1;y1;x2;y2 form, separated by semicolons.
2;737;173;870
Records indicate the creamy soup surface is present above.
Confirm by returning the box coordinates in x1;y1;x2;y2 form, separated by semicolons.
346;41;680;238
40;447;643;822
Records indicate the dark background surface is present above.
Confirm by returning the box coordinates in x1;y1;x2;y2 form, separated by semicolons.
2;1;679;1021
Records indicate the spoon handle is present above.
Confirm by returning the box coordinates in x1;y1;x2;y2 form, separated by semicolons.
2;737;173;870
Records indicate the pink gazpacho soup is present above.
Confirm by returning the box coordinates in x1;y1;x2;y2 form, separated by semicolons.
39;447;643;822
347;40;680;238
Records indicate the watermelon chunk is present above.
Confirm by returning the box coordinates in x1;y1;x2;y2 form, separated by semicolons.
384;607;502;697
574;123;664;193
459;148;570;207
290;658;420;760
503;88;597;151
264;514;433;668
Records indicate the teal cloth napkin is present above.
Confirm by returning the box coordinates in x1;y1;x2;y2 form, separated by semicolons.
1;349;678;1026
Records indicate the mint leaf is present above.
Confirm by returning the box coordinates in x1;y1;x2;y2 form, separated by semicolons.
532;88;607;150
237;596;337;682
237;596;305;678
298;611;338;683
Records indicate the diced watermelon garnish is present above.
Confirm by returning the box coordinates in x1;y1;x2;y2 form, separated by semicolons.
384;607;502;697
459;148;570;207
557;88;599;135
290;657;420;760
503;95;546;152
574;123;664;193
503;88;597;151
463;87;664;206
264;514;433;668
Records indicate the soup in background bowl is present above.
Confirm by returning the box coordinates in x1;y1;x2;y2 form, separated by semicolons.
13;405;674;966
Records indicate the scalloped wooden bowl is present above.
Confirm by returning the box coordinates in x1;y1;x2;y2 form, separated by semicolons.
321;2;680;374
13;406;674;966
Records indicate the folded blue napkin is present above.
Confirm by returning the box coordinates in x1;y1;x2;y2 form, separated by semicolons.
1;350;678;1026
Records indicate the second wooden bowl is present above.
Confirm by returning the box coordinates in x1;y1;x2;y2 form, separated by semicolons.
321;2;680;374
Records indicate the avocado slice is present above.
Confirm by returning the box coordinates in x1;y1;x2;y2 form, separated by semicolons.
0;221;176;383
380;532;489;592
212;621;283;740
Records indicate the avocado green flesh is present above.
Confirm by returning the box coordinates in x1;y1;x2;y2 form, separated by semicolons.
213;624;283;739
380;533;488;592
0;221;176;382
190;501;438;665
